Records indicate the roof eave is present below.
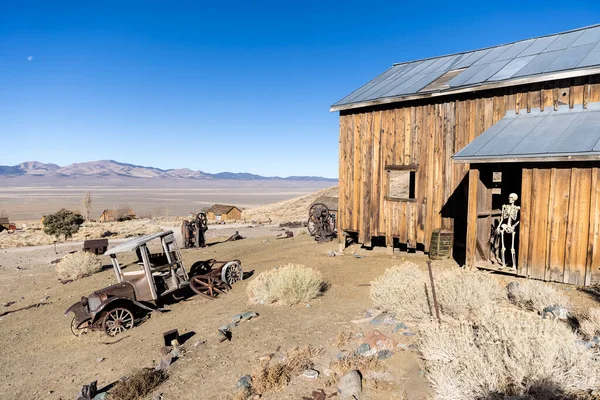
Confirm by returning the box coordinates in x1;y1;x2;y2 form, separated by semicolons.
330;66;600;112
453;153;600;164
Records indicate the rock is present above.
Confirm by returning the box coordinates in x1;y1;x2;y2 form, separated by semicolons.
193;340;205;347
370;312;397;326
237;375;252;389
232;314;243;323
353;253;364;259
356;343;371;355
155;355;173;371
396;343;408;350
376;350;393;360
403;331;416;337
327;250;336;257
306;304;311;308
259;354;273;362
323;368;335;377
152;395;163;400
96;357;105;363
543;306;569;320
303;369;319;380
392;323;408;333
355;332;364;339
337;370;362;399
170;347;181;358
241;311;258;320
75;380;97;400
363;330;398;352
408;344;417;350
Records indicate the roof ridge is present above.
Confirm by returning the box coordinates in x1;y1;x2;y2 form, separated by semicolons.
392;23;600;67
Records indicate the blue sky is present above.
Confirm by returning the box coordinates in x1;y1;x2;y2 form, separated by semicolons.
1;1;599;178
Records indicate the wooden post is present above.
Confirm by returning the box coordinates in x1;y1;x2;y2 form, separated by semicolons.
338;231;346;253
427;261;441;324
465;169;479;269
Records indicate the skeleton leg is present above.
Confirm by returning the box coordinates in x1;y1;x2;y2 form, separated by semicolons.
500;229;506;267
511;230;517;268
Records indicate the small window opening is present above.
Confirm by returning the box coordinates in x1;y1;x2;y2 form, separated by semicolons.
386;166;417;201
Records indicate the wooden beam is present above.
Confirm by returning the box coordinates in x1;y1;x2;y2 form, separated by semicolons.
465;169;479;269
384;164;419;171
453;154;600;164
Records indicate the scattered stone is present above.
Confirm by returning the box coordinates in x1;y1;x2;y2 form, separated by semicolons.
259;354;273;362
303;369;319;380
75;380;97;400
543;306;569;320
337;370;362;399
93;393;108;400
305;303;311;308
152;395;163;400
403;331;416;337
2;301;15;308
370;312;397;326
396;343;407;350
392;323;408;333
96;357;105;363
155;355;173;371
241;311;258;320
355;332;364;339
327;250;336;257
408;344;417;350
237;375;252;389
363;330;398;352
323;368;334;377
232;314;243;323
193;340;205;347
170;347;181;358
352;253;364;259
356;343;371;355
376;350;393;360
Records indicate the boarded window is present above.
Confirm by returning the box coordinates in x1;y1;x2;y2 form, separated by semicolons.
387;167;416;200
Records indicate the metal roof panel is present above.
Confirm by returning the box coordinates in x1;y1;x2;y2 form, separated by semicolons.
495;39;536;61
488;55;536;81
548;110;600;153
571;26;600;47
464;59;511;85
518;35;558;56
447;64;487;87
544;44;595;72
473;44;512;65
544;30;584;52
512;50;563;77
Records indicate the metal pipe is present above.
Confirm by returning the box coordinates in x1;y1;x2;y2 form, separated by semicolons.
427;261;441;324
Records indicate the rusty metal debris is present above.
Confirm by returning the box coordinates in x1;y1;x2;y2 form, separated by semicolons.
181;212;208;248
307;203;336;243
277;230;294;239
64;231;244;337
83;239;109;255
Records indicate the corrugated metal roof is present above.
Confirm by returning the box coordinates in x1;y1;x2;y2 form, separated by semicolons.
332;25;600;111
453;102;600;162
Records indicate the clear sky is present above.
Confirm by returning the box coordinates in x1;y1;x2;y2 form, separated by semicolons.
1;1;599;178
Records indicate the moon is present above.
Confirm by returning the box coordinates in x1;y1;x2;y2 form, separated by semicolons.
27;56;33;61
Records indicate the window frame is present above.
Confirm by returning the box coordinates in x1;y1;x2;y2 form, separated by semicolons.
384;164;418;203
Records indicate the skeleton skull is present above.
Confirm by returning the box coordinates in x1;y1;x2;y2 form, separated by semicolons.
508;193;518;203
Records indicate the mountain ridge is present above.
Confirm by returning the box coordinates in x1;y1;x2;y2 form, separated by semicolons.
0;160;337;182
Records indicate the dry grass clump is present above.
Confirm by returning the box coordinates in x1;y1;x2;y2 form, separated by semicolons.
329;353;382;377
246;264;325;306
507;279;569;314
56;251;102;282
370;264;503;321
331;331;354;349
579;308;600;339
110;369;166;400
419;304;600;400
250;345;322;395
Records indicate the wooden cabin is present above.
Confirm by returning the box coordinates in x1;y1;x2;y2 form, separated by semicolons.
99;208;136;222
206;204;242;221
331;25;600;286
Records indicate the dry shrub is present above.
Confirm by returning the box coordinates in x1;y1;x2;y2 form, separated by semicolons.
55;251;102;282
370;264;503;321
246;264;325;306
110;369;166;400
507;279;569;314
331;331;354;349
329;353;382;377
579;308;600;339
419;304;600;400
251;345;322;394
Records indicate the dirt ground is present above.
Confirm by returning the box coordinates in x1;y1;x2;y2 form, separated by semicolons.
0;227;598;400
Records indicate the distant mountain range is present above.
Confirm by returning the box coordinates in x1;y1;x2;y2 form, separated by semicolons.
0;160;337;182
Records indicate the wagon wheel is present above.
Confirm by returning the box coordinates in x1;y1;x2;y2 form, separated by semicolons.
190;275;230;299
221;261;243;285
308;203;330;237
198;212;208;230
102;307;135;337
71;317;91;337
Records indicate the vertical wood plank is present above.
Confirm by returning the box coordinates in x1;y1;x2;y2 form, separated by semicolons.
547;168;571;283
466;169;479;269
527;168;551;280
371;111;382;237
564;168;591;285
518;168;533;277
352;114;361;232
585;167;599;286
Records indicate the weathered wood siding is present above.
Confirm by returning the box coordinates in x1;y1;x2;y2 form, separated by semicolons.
207;208;242;221
519;165;600;285
338;76;600;252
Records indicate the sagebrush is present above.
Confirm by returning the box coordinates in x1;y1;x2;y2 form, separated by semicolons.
55;251;102;282
579;308;600;339
370;264;503;321
246;264;325;306
419;304;600;400
507;279;569;314
110;369;166;400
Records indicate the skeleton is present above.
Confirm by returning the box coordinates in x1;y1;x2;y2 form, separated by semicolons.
494;193;520;268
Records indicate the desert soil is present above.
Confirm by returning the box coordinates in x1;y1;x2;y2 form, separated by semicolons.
0;226;597;400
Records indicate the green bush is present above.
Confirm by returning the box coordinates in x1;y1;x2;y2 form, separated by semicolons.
43;209;85;241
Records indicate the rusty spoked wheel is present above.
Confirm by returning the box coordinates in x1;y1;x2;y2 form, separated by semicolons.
221;261;243;285
71;317;91;337
102;307;135;337
190;275;230;299
308;203;329;236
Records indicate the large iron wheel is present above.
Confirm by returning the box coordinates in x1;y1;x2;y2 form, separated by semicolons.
71;317;91;337
221;261;243;285
190;275;230;299
308;203;330;236
197;212;208;230
102;307;135;337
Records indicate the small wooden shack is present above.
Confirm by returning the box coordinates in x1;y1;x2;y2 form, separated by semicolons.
206;204;241;221
0;217;10;232
331;25;600;286
99;209;136;223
